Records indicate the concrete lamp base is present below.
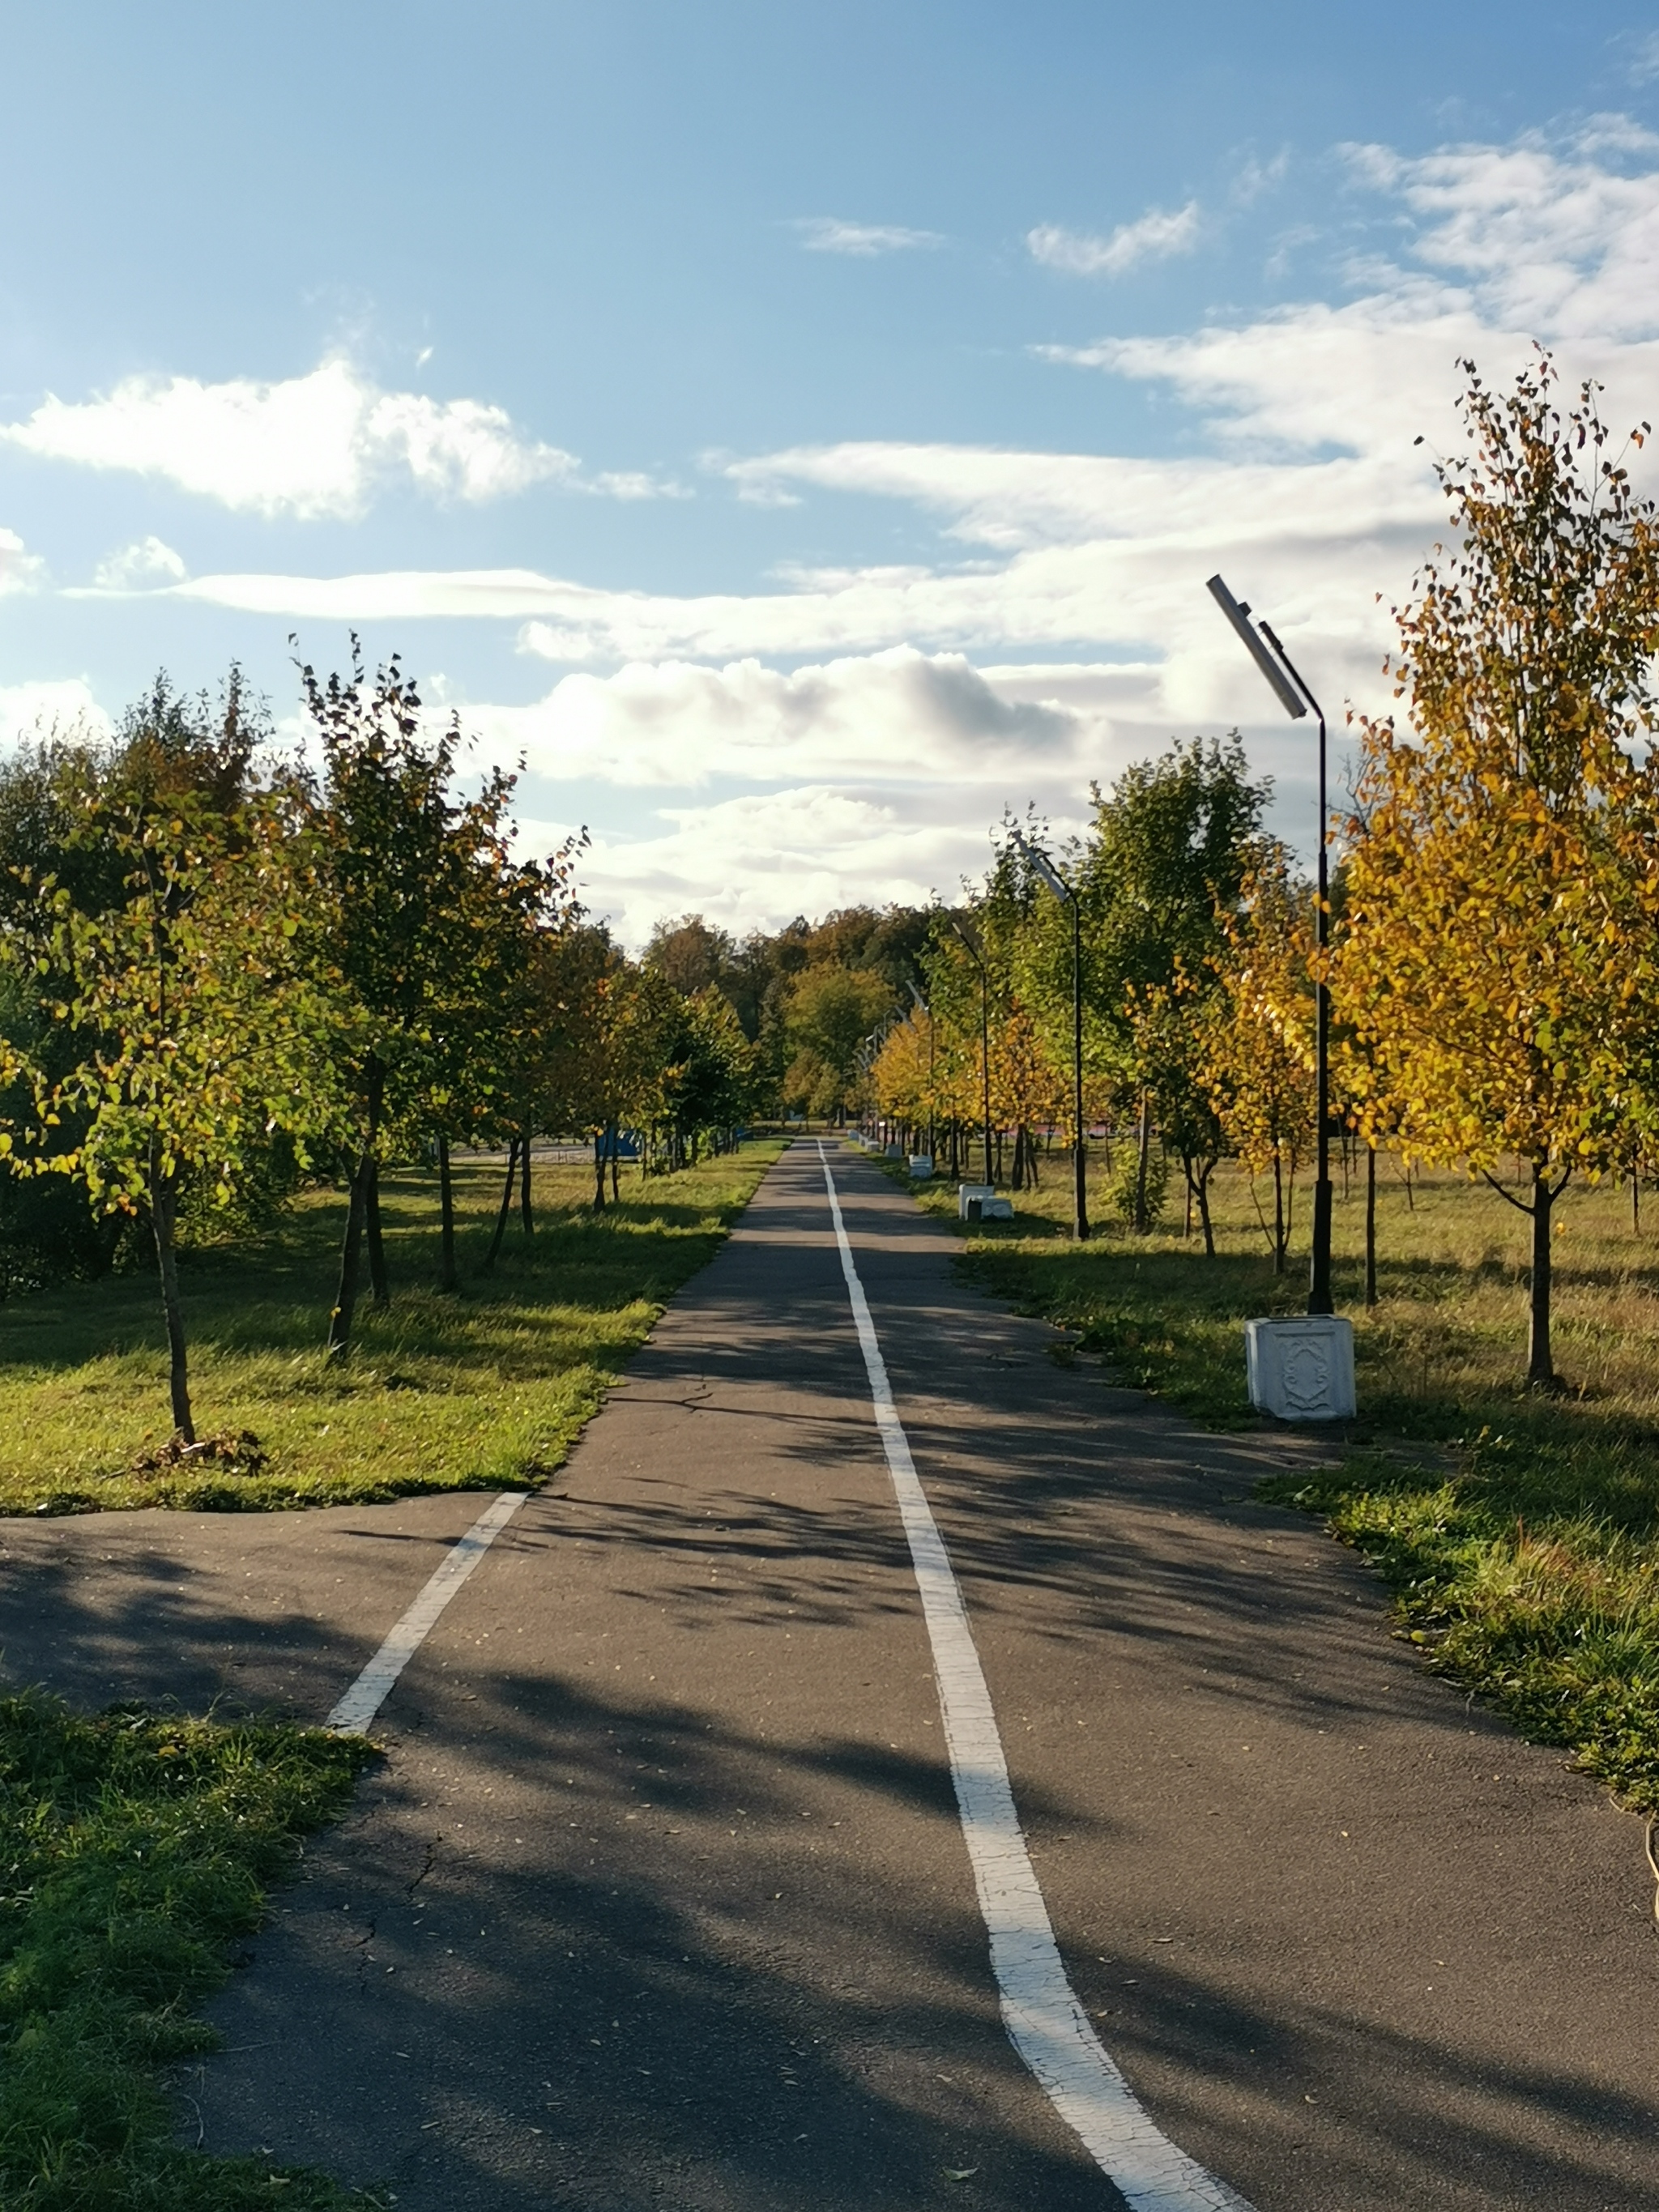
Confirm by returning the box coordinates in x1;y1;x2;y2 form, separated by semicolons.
1246;1315;1355;1421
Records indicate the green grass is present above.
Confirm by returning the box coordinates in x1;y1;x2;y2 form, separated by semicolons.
891;1143;1659;1810
0;1143;783;1515
0;1690;378;2210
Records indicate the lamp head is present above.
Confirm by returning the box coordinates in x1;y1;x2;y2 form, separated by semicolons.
1205;573;1307;722
1009;825;1070;902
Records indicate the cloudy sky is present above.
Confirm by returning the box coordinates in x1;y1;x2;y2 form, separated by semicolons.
5;2;1659;942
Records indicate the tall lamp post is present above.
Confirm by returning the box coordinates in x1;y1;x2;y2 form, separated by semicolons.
1205;573;1334;1317
949;914;995;1187
1010;829;1089;1242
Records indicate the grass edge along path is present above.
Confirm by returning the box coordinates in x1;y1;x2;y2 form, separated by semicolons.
0;1141;786;1519
0;1690;379;2210
880;1150;1659;1818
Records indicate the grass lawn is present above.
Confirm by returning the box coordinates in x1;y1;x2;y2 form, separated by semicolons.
0;1141;784;1516
0;1690;378;2210
893;1142;1659;1813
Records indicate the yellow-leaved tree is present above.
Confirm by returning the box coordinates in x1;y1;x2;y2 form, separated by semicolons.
1204;845;1316;1274
1333;354;1659;1387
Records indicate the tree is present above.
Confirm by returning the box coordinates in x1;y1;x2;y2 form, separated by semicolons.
1009;740;1268;1229
19;783;344;1443
1205;849;1317;1274
783;965;894;1120
1333;355;1659;1386
298;645;560;1354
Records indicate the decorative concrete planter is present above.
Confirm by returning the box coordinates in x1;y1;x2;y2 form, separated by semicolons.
1245;1316;1356;1421
908;1155;934;1178
957;1183;1013;1223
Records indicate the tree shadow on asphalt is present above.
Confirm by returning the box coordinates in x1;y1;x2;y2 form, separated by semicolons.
186;1660;1659;2212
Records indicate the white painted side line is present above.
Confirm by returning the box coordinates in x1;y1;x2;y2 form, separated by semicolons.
326;1491;528;1735
817;1145;1255;2212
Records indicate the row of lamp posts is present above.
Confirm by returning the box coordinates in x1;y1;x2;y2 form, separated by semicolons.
932;578;1333;1323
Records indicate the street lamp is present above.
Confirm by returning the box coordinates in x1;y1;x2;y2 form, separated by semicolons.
1205;573;1334;1316
948;913;995;1187
1009;829;1089;1242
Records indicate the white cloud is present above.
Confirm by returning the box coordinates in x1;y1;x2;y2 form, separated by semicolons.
0;527;45;596
0;677;112;748
463;646;1098;790
0;359;678;519
92;535;187;590
794;217;944;256
63;123;1659;936
1027;202;1201;277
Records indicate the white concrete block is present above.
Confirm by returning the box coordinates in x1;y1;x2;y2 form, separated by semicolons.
1245;1316;1356;1421
908;1155;934;1178
958;1183;994;1220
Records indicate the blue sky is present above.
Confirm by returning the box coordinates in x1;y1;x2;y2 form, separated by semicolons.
4;1;1659;938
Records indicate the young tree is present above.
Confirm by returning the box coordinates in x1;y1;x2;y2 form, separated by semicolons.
20;786;344;1443
1333;356;1659;1386
1205;850;1317;1274
298;645;564;1353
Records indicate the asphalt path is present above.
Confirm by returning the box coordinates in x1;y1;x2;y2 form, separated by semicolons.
4;1140;1657;2209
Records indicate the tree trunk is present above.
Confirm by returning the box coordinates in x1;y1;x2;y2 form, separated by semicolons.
481;1139;518;1274
361;1055;388;1310
1272;1150;1286;1275
593;1127;608;1213
1528;1164;1556;1390
610;1123;621;1202
1632;1168;1640;1237
519;1134;535;1237
1133;1092;1152;1234
1196;1165;1216;1259
148;1157;195;1443
326;1149;373;1361
365;1157;389;1310
1364;1143;1378;1310
437;1135;457;1294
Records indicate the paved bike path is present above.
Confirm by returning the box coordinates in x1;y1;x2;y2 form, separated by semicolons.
6;1140;1657;2209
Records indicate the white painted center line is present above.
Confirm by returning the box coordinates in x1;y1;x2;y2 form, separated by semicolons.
817;1144;1255;2212
326;1490;528;1735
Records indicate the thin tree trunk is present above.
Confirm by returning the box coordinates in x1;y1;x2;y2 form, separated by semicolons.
1196;1166;1216;1259
326;1149;372;1361
1528;1164;1555;1389
593;1127;608;1213
437;1135;457;1294
1183;1160;1192;1238
1632;1168;1640;1237
610;1123;621;1202
363;1055;388;1309
365;1158;389;1310
1273;1149;1286;1275
1133;1091;1152;1233
1364;1143;1378;1310
148;1157;194;1442
481;1139;518;1274
519;1134;535;1236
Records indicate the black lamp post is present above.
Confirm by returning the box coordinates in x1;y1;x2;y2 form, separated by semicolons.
949;914;995;1187
1010;829;1089;1242
1205;573;1334;1317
